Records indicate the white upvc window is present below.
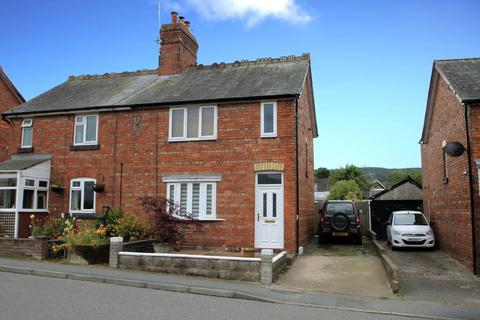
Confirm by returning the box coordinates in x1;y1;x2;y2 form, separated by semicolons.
21;178;49;211
69;178;96;214
74;115;98;145
21;119;33;148
166;182;217;220
0;176;17;210
169;106;217;141
261;101;277;138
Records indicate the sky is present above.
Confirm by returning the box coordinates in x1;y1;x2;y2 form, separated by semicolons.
1;0;479;169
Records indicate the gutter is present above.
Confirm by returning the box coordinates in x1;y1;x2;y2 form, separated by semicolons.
464;103;478;275
295;97;300;255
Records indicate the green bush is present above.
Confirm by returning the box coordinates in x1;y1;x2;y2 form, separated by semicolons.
328;180;362;201
112;212;151;242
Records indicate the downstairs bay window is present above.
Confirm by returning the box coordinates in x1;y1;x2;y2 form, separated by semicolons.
166;181;217;220
70;178;96;214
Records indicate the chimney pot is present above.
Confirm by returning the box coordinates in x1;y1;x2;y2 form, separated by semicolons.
179;16;185;24
171;11;178;24
185;21;191;31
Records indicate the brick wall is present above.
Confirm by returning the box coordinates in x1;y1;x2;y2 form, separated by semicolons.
421;74;474;270
6;97;315;253
297;70;315;248
0;237;49;260
0;76;22;161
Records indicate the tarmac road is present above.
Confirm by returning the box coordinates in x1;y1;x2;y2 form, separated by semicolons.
0;272;420;320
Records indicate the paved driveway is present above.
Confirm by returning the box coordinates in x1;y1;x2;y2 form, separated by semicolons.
275;238;393;298
382;242;480;306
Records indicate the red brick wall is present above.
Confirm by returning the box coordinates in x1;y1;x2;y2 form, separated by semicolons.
6;96;316;253
297;71;315;248
466;103;480;273
421;74;474;270
0;77;23;161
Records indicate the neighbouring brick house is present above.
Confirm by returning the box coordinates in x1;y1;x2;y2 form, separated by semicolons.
0;67;25;162
420;58;480;274
0;13;317;255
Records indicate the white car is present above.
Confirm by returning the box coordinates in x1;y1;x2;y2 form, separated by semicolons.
386;211;435;249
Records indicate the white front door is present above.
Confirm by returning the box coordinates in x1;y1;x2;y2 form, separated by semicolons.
255;172;284;249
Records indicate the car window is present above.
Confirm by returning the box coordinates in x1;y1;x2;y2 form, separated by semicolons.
394;213;428;226
326;203;354;214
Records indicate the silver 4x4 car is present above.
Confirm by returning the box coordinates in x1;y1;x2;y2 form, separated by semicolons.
319;200;362;244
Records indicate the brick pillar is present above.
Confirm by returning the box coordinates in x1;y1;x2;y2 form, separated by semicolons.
33;238;49;260
109;237;123;268
260;249;273;285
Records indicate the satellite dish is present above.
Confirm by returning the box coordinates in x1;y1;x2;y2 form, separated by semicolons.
443;142;466;157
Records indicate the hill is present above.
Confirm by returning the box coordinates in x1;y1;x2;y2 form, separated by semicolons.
360;167;421;184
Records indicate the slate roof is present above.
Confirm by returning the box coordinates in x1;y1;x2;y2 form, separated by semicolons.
3;55;310;117
0;158;48;171
435;58;480;103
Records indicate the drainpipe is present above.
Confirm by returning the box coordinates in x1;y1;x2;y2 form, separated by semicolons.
119;162;124;210
464;103;478;275
295;97;300;255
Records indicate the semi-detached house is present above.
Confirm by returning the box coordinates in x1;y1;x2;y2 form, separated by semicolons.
0;13;317;254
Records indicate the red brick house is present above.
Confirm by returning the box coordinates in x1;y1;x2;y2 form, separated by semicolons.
0;67;25;162
0;13;317;255
420;58;480;274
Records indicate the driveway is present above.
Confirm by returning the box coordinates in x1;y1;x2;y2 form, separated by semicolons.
275;238;393;298
382;242;480;306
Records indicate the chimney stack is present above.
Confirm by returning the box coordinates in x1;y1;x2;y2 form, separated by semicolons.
158;12;199;75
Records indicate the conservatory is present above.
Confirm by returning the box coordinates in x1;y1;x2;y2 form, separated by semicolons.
0;156;51;238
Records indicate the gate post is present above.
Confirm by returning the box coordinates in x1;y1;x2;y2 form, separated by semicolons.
109;237;123;268
260;249;274;285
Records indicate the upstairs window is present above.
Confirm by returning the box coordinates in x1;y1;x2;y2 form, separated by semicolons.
169;106;217;141
70;178;96;214
74;115;98;145
21;119;33;148
261;102;277;138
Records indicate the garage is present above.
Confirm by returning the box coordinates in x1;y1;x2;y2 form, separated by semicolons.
369;177;423;240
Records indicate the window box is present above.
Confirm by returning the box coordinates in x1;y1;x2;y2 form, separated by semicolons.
51;184;66;193
69;144;100;151
17;147;33;154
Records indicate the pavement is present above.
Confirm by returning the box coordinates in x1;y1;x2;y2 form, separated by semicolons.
381;241;480;306
275;238;392;298
0;256;479;320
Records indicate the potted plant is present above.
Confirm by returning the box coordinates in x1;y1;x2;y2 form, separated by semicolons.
93;183;105;193
51;183;65;193
140;197;201;253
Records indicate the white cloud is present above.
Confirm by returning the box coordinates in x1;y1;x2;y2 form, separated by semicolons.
184;0;312;27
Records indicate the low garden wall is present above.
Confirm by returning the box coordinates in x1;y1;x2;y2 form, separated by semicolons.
109;237;288;284
123;239;155;253
0;237;49;260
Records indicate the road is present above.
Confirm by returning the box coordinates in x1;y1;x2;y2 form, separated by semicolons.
0;272;420;320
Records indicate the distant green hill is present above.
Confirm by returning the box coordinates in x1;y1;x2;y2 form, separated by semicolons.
359;167;421;185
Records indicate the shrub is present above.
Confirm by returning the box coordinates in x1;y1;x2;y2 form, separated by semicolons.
64;222;107;247
328;180;363;201
112;212;151;242
40;216;68;239
140;196;201;245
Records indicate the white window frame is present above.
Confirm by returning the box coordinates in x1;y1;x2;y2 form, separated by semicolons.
0;175;18;211
21;119;33;148
168;106;217;142
73;114;99;146
19;177;49;212
69;178;96;214
166;182;217;220
260;101;277;138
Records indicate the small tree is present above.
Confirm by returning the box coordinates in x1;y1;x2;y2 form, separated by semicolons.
140;196;201;245
329;164;371;192
314;167;330;179
328;180;362;201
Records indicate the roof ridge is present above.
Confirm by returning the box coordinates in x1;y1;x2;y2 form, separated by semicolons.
68;69;158;81
192;53;311;70
435;57;480;63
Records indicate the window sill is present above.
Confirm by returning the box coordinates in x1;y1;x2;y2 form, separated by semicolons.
69;144;100;151
17;147;33;153
19;210;49;213
168;137;217;143
260;135;277;139
70;212;97;219
198;218;225;222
